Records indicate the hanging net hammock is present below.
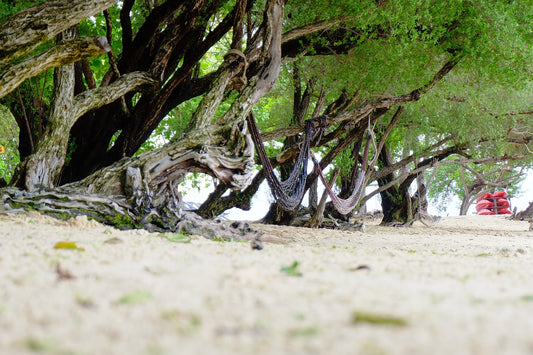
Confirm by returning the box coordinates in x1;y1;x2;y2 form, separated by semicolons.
246;112;369;215
246;112;314;210
311;134;370;215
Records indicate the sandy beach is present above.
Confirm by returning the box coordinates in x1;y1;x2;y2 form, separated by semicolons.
1;212;532;355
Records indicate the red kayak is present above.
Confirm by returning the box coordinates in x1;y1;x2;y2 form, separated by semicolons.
476;199;494;211
477;208;495;215
493;191;508;198
476;193;493;202
495;199;510;207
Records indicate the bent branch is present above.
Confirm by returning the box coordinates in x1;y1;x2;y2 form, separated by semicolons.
0;36;111;100
71;71;158;120
0;0;116;70
262;54;462;142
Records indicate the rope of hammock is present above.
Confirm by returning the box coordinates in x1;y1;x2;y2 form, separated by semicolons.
311;133;371;215
246;112;314;211
247;111;371;215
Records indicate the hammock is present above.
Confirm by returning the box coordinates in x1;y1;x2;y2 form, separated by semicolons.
311;133;371;215
247;111;370;215
246;112;314;211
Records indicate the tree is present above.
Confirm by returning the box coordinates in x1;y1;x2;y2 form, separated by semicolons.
1;0;288;234
427;156;528;216
0;105;18;186
236;0;533;225
0;0;532;233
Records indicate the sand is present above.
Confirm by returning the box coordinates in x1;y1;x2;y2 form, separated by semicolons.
0;211;532;355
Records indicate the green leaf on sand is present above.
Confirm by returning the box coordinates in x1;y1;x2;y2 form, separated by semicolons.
520;295;533;302
353;311;407;326
54;241;84;251
117;290;152;305
161;233;192;243
26;337;56;352
281;261;303;277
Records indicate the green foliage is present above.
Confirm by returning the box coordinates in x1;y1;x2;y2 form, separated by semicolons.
352;310;407;326
180;172;213;196
296;39;442;98
290;0;531;102
285;0;377;29
160;233;192;243
64;137;77;166
0;105;19;183
254;72;294;130
427;163;525;212
117;290;152;305
280;261;303;277
333;147;356;183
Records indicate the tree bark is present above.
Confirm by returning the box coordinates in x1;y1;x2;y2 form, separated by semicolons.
12;70;158;191
0;0;116;71
379;183;413;225
0;37;111;100
305;167;340;228
415;171;428;215
0;0;117;167
377;145;413;225
514;201;533;221
21;28;78;191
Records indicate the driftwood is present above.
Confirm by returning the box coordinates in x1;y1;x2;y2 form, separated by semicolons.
512;201;533;231
513;201;533;220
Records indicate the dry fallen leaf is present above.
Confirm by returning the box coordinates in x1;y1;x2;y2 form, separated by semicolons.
55;263;75;281
103;237;123;244
53;241;84;251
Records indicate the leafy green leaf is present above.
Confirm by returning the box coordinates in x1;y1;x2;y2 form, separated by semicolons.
117;290;152;305
25;337;56;352
288;326;320;337
281;261;303;277
54;241;84;251
520;295;533;302
353;311;407;326
162;233;192;243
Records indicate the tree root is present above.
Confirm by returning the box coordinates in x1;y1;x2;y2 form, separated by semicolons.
381;212;441;227
291;211;366;232
0;187;265;243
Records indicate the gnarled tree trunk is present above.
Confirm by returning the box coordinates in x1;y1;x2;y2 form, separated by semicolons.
11;65;157;191
377;145;413;225
1;0;286;238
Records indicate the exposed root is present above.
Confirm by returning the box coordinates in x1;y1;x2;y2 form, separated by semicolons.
381;212;441;228
0;187;266;242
